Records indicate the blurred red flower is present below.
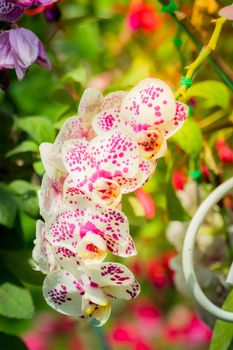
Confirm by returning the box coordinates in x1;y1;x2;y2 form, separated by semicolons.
216;140;233;165
127;0;161;33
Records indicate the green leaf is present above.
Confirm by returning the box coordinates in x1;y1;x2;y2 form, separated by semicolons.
186;80;230;109
62;66;87;85
1;250;44;286
6;141;39;158
17;116;55;144
33;161;45;176
165;181;191;221
0;283;34;319
122;195;147;227
172;118;203;158
0;333;28;349
0;184;17;228
9;180;39;218
210;289;233;350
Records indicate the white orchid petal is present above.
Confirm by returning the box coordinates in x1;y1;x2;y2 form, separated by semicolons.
92;108;124;135
157;101;188;139
120;78;176;132
101;91;127;110
103;279;140;300
90;130;140;178
78;87;103;123
83;262;135;287
43;269;84;317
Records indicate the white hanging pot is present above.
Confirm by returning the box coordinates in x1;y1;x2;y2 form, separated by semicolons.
182;177;233;322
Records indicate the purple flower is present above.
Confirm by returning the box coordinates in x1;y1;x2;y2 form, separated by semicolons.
0;0;56;22
0;0;24;22
0;27;51;80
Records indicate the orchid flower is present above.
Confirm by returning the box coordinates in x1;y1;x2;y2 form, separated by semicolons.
92;78;189;161
62;129;155;206
0;28;51;80
32;220;58;274
43;262;140;325
45;200;136;267
39;88;104;220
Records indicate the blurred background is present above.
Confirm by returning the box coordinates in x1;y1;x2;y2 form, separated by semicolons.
0;0;232;349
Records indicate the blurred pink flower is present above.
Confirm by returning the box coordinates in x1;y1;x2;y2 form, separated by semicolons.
216;140;233;165
135;188;156;219
164;306;212;345
23;331;48;350
109;299;161;349
147;252;175;288
127;1;161;33
172;170;186;190
219;5;233;20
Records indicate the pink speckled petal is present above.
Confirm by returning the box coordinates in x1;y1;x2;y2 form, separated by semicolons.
103;279;140;300
157;101;188;139
90;130;140;178
83;262;135;287
120;78;176;132
52;246;81;270
32;220;57;274
55;117;90;150
90;206;136;257
38;174;63;221
101;91;127;110
119;159;155;193
78;87;103;123
92;108;125;135
63;173;92;203
219;5;233;20
46;209;84;249
43;269;84;317
62;139;95;173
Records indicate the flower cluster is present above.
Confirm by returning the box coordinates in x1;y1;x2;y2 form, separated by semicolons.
0;0;57;85
33;78;188;325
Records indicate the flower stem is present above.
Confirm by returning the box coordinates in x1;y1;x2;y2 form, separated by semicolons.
175;17;226;100
157;0;233;93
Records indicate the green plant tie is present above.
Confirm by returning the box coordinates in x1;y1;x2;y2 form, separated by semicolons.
173;36;182;48
189;169;201;180
180;76;193;88
162;1;178;14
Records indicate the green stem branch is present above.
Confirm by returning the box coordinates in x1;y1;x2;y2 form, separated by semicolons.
175;17;227;99
157;0;233;93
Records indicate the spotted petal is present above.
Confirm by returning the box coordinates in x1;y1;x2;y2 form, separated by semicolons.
157;101;188;139
32;220;58;274
83;262;135;287
63;174;92;205
120;78;176;132
46;208;84;249
55;117;90;150
62;139;95;173
78;87;103;123
43;269;84;317
118;159;155;193
89;206;137;257
92;108;125;135
101;91;127;110
103;279;141;300
90;130;140;178
38;174;63;220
